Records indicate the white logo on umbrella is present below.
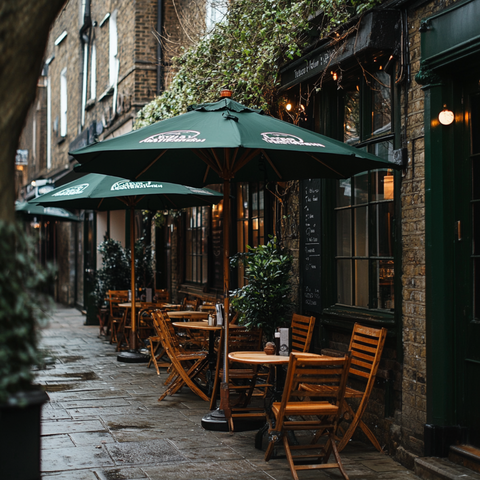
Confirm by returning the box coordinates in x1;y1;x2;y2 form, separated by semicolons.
140;130;206;144
111;180;164;191
44;207;71;217
53;184;89;196
187;186;215;195
261;132;325;148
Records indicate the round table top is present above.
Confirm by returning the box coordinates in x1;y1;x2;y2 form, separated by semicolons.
118;302;148;308
172;321;222;331
228;351;323;364
118;302;167;308
167;311;209;318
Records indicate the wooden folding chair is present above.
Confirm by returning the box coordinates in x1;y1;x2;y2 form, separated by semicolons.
291;314;316;353
155;289;170;302
210;328;270;430
304;323;387;452
107;290;128;344
145;308;171;375
154;311;210;402
265;353;352;480
182;297;200;311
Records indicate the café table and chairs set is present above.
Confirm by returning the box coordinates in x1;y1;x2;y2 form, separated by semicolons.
102;292;388;480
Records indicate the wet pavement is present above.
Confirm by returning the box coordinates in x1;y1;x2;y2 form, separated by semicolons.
36;305;421;480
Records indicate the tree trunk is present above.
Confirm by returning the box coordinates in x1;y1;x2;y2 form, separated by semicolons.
0;0;67;223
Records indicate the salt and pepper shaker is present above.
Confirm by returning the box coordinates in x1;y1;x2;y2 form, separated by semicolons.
274;331;281;355
208;314;214;326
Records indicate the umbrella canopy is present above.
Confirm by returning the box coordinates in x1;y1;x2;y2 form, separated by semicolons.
70;97;400;410
32;173;222;358
31;173;223;211
15;202;81;222
72;99;396;184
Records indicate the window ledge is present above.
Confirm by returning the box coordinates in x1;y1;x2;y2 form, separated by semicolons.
85;98;96;110
57;136;66;145
321;304;395;330
98;86;114;102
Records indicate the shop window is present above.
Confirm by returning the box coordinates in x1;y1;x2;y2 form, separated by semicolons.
185;206;210;284
235;182;266;287
334;70;396;311
335;166;395;309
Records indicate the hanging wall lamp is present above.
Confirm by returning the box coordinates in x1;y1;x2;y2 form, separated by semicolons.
438;105;454;125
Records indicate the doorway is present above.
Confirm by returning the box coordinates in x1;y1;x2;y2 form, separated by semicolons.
455;81;480;447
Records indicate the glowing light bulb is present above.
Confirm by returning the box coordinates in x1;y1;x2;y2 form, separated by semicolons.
438;107;454;125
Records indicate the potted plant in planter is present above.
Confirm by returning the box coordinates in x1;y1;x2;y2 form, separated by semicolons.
230;236;294;341
0;221;55;480
91;238;131;312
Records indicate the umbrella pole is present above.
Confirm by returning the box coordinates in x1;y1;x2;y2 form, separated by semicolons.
117;205;148;363
130;205;137;350
219;179;232;426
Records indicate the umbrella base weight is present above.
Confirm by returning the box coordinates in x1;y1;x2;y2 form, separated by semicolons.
117;350;149;363
201;409;229;432
202;408;266;432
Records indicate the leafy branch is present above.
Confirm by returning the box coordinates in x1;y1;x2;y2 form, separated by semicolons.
136;0;382;128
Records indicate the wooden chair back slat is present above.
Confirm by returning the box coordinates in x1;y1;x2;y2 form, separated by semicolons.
182;297;200;311
290;314;316;353
155;289;170;302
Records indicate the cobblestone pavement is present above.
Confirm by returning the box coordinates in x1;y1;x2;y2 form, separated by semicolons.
36;305;421;480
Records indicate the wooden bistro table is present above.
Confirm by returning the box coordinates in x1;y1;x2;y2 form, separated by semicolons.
117;302;160;351
228;351;324;449
167;310;209;320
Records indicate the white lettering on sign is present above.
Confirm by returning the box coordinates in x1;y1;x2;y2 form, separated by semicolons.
140;130;206;143
261;132;325;148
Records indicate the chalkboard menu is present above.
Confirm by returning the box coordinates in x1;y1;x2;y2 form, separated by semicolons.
301;179;322;313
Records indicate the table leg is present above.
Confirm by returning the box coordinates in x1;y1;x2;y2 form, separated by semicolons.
254;363;292;452
206;330;217;396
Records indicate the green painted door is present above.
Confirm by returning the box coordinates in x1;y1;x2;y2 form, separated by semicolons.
455;81;480;446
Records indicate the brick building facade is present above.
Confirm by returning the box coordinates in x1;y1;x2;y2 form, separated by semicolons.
17;0;208;309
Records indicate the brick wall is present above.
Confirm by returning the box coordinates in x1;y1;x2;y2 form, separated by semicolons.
395;0;455;464
281;180;301;308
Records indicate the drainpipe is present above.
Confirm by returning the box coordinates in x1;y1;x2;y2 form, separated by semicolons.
157;0;163;95
80;1;92;127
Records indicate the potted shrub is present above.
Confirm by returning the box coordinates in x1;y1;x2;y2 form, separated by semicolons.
0;221;54;479
91;237;154;312
230;236;294;341
91;238;131;312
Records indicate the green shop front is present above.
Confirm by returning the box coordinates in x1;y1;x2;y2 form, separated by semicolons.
279;8;404;449
416;0;480;455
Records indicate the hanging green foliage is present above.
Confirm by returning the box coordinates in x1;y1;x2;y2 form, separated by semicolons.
136;0;381;128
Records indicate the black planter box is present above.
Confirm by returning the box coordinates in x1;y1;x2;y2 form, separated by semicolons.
0;390;49;480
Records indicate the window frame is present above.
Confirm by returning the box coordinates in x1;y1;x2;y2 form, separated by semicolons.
184;206;210;285
60;68;68;138
318;65;401;328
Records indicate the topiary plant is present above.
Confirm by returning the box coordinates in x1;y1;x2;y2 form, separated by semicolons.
0;221;55;405
91;238;130;309
230;236;294;340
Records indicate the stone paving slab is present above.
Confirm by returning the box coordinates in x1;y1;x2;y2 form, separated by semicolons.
35;305;422;480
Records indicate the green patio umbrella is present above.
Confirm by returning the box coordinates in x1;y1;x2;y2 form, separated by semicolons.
16;201;81;222
32;173;222;361
71;97;400;418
